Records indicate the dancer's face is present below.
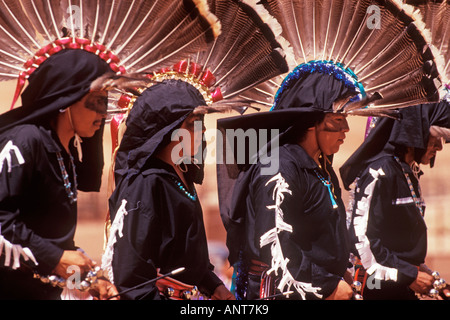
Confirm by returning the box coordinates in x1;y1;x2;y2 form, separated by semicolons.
70;90;108;137
316;113;350;156
421;133;443;165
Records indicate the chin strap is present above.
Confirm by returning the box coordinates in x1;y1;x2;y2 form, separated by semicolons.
67;108;83;163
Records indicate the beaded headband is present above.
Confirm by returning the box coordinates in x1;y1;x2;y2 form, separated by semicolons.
11;37;126;110
271;60;366;112
114;60;224;113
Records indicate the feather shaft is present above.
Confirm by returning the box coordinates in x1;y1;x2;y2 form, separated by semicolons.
2;0;40;48
115;0;160;55
106;0;136;50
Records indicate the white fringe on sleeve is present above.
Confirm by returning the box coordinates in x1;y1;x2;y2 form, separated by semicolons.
101;199;128;284
353;168;398;282
0;229;38;270
260;173;322;299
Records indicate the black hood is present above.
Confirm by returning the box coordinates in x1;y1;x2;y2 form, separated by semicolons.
340;100;450;190
273;69;359;112
0;49;112;191
114;79;207;185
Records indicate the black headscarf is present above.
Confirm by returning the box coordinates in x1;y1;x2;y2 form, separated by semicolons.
114;79;207;186
0;49;112;191
273;71;359;112
340;99;450;190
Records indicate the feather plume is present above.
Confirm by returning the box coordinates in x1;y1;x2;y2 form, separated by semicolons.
404;0;450;87
430;124;450;142
253;0;446;117
106;0;289;113
0;0;222;83
186;0;289;111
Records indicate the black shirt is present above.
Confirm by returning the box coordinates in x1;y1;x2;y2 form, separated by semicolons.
0;125;78;299
227;143;350;299
105;158;222;300
348;155;426;288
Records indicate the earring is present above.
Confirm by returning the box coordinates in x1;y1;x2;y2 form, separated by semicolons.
175;156;190;173
176;162;188;173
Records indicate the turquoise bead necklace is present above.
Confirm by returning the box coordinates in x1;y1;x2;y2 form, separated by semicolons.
56;151;77;204
171;176;197;201
313;168;338;210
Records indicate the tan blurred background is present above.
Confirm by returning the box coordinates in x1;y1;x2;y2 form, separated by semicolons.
1;79;449;282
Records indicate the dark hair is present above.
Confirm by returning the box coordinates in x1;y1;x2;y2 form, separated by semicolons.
283;112;325;144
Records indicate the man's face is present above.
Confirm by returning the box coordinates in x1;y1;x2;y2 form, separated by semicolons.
316;113;350;156
420;133;444;165
70;90;108;138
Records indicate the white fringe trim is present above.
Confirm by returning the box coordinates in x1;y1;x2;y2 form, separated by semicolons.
0;140;25;174
260;173;322;299
0;228;38;269
101;199;128;284
353;168;398;282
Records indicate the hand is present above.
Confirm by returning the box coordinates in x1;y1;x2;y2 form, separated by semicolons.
343;270;354;284
210;284;235;300
53;250;96;279
409;271;434;294
325;280;353;300
442;288;450;299
89;279;120;300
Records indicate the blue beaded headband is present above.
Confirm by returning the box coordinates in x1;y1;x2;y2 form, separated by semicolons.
271;60;366;111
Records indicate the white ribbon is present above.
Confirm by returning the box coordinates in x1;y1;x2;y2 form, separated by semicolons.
101;199;128;284
73;133;83;163
0;233;38;269
0;140;25;174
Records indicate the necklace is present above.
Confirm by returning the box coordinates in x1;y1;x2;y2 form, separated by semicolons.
313;169;338;209
394;156;425;216
56;152;78;204
171;177;197;201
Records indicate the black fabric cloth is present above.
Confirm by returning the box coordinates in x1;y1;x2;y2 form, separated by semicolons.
340;101;450;300
0;49;112;191
0;125;79;299
217;70;358;300
114;80;206;186
109;158;222;300
346;155;426;300
108;80;222;300
274;72;358;112
226;143;350;300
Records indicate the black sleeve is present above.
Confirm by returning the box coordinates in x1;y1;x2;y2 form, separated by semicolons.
108;176;163;300
0;134;63;274
252;165;341;299
352;166;419;286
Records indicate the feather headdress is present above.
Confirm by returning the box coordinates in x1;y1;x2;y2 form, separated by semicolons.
402;0;450;141
0;0;222;108
404;0;449;88
106;0;289;152
244;0;446;118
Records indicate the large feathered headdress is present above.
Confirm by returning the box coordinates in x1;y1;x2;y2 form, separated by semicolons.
106;0;289;159
340;1;450;189
243;0;446;117
0;0;221;191
0;0;221;108
404;0;449;87
403;0;450;138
